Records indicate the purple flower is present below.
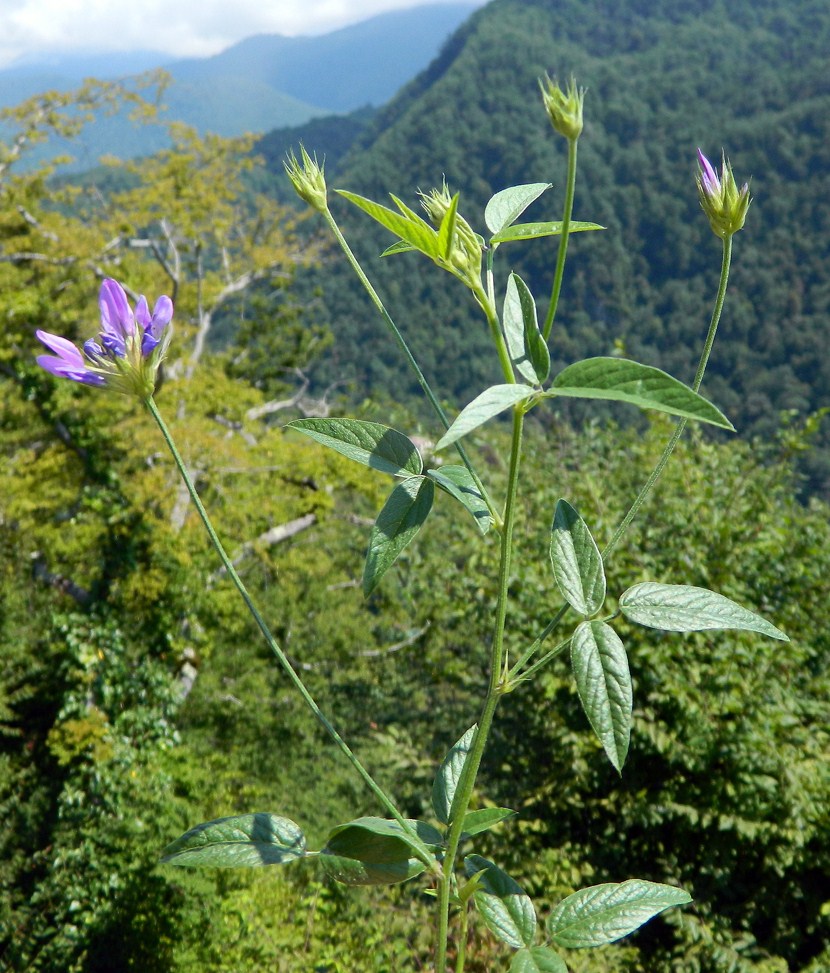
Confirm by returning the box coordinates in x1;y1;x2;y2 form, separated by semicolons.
696;148;751;239
36;278;173;398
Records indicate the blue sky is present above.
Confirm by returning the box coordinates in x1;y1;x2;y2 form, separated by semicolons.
0;0;491;70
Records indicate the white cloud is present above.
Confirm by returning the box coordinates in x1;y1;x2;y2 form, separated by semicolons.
0;0;489;69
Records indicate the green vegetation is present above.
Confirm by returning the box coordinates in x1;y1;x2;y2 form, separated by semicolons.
283;0;830;493
2;2;829;968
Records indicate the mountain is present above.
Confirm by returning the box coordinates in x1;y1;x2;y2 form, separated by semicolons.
281;0;830;493
0;4;480;170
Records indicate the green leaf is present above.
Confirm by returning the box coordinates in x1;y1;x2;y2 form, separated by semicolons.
380;240;417;256
460;807;516;838
571;621;631;773
548;879;692;948
619;582;789;641
547;358;734;429
337;189;439;259
160;813;306;868
513;272;550;384
485;183;551;235
363;476;434;596
435;384;535;450
491;220;604;244
428;465;492;534
320;817;434;886
550;499;606;616
287;418;422;477
438;191;461;259
503;274;542;385
510;946;569;973
432;724;477;825
465;854;537;948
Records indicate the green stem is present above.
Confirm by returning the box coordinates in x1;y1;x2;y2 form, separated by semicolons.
454;902;469;973
145;396;437;871
321;206;500;529
542;137;578;341
435;406;525;972
602;234;732;561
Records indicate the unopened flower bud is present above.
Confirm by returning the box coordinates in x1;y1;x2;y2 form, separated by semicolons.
696;148;751;238
539;74;584;141
284;145;328;212
420;182;483;285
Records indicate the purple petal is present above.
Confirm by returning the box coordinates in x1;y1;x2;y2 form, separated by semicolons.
135;295;151;330
149;295;173;338
99;278;134;339
101;331;127;358
141;332;160;356
37;355;106;386
697;148;719;194
36;329;84;364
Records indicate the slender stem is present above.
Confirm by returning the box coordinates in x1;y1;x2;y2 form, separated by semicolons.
542;137;578;341
602;234;732;561
435;406;525;972
475;282;516;386
454;902;469;973
145;396;437;870
321;206;501;529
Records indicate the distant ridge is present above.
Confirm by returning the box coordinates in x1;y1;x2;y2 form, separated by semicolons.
0;3;480;170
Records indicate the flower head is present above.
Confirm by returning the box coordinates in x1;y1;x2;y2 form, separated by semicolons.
284;145;328;213
696;148;751;238
419;181;483;286
37;278;173;398
539;74;584;141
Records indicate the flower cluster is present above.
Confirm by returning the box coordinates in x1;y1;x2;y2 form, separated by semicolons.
696;148;751;239
284;145;328;213
419;181;483;287
539;74;584;142
36;278;173;398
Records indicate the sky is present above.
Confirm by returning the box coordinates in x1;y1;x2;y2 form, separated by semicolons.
0;0;491;70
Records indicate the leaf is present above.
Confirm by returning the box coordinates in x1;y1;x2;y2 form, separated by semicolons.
320;817;435;886
287;418;422;477
571;621;632;773
380;240;417;256
435;384;535;450
363;476;434;596
460;807;516;838
465;854;537;948
547;358;734;429
485;183;551;235
438;191;461;259
548;879;692;948
619;582;789;641
160;813;306;868
512;272;550;383
432;724;477;825
427;465;492;534
337;189;439;259
491;220;604;244
550;499;606;616
510;946;569;973
503;274;542;385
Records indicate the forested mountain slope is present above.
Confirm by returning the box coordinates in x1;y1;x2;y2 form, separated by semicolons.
291;0;830;489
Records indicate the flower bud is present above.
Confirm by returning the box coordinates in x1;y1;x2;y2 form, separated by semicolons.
696;148;751;238
419;182;483;286
539;74;584;141
284;145;328;213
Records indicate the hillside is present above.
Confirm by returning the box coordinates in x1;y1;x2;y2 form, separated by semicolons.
0;3;479;171
285;0;830;491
